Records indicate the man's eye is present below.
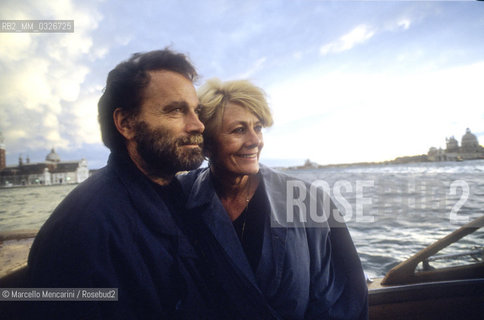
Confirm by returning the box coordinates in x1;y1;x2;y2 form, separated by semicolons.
171;108;183;113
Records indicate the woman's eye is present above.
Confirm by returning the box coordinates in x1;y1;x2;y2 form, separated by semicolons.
254;125;262;132
232;127;245;134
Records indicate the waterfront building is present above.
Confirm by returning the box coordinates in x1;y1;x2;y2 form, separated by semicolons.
445;136;459;152
428;128;484;162
0;146;89;187
427;147;446;162
461;128;481;153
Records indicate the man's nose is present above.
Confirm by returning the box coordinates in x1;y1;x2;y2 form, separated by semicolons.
186;110;205;133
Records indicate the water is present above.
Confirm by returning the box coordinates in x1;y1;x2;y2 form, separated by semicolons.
1;160;483;278
0;185;77;230
286;160;484;278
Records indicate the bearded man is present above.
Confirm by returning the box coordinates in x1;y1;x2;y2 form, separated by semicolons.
27;49;219;319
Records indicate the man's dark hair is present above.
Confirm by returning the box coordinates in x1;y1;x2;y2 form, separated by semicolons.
98;49;198;152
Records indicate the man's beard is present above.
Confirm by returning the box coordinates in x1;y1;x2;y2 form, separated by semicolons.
133;121;204;178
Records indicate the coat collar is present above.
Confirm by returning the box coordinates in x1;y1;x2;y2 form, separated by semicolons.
185;167;215;209
184;165;288;289
185;168;258;285
108;152;180;237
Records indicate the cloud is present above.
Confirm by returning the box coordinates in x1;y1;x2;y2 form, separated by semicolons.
398;19;411;30
264;61;484;165
115;34;133;46
0;0;104;155
67;88;103;146
320;24;375;56
234;57;267;79
318;16;413;58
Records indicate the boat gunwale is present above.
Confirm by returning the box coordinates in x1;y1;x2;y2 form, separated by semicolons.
369;277;484;305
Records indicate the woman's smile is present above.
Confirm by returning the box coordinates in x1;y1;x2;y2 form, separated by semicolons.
235;153;258;159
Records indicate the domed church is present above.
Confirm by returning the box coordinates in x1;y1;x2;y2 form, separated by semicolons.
45;148;61;163
461;128;481;153
0;142;89;187
429;128;484;161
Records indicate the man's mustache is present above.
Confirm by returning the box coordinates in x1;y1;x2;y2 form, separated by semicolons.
177;134;203;146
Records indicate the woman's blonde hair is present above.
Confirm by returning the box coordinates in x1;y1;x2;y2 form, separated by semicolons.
197;78;273;157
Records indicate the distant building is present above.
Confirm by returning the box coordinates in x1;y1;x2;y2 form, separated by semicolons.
0;131;5;171
303;158;319;168
445;136;459;152
428;128;484;161
0;142;89;187
427;147;446;162
461;128;481;152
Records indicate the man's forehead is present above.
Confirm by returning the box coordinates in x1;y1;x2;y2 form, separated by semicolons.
143;70;197;102
147;70;193;89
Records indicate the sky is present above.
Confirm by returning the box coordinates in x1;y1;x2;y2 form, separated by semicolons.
1;0;483;169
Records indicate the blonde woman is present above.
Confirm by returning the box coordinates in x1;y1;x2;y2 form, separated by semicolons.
178;79;368;319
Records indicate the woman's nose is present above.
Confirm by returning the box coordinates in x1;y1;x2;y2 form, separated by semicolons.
246;128;261;147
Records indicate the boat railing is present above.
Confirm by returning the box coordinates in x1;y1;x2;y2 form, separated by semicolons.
381;215;484;285
425;247;484;263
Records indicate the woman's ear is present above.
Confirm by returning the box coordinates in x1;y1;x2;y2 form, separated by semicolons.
113;108;136;140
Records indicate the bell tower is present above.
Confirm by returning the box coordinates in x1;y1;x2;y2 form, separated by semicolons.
0;131;5;171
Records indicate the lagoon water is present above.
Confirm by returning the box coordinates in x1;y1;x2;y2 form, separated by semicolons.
1;160;483;278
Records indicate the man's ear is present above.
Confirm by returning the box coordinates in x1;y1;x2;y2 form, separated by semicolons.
113;108;136;140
